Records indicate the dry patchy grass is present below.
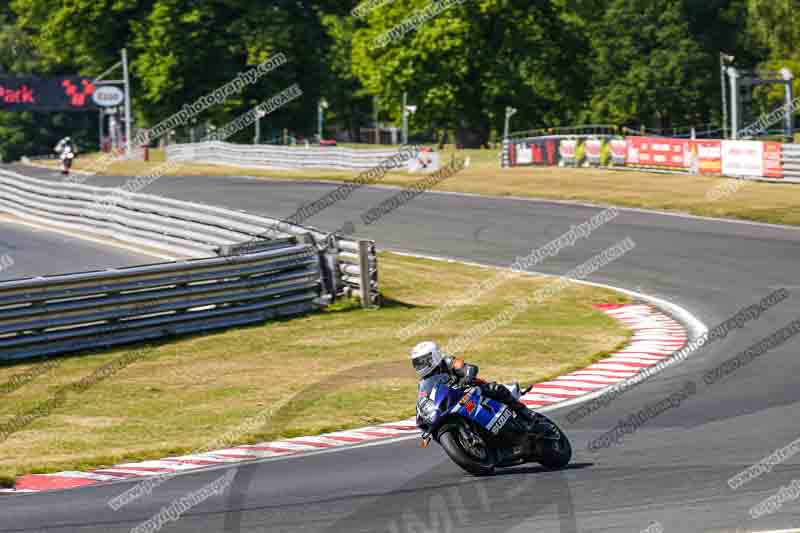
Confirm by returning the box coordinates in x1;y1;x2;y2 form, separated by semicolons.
0;252;629;485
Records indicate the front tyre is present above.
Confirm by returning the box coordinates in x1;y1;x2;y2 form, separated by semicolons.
537;430;572;469
438;423;496;476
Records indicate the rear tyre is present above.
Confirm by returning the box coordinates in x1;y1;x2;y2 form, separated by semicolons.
438;424;496;476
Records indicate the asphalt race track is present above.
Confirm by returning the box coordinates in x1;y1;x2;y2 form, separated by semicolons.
2;164;800;532
0;217;156;282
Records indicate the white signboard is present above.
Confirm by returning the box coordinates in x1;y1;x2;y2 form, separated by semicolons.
516;143;532;165
92;86;125;108
408;150;440;173
721;140;763;177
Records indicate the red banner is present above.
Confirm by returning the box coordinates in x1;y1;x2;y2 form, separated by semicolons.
763;142;783;179
626;136;691;169
690;140;722;175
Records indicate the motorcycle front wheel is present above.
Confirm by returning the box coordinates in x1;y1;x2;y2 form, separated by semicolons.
536;418;572;469
438;422;496;476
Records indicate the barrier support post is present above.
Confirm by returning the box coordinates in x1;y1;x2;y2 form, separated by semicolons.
358;240;373;308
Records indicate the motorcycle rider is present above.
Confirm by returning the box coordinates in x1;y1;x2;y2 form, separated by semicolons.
54;136;75;157
411;341;538;427
54;136;76;175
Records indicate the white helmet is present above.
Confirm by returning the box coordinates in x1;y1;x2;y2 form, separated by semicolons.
411;341;443;378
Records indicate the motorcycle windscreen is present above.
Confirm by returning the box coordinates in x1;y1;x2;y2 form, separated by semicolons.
417;374;452;426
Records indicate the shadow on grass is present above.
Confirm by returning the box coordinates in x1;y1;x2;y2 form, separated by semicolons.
322;295;418;313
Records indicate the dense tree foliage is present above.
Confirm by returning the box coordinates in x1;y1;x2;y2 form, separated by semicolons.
0;7;93;162
0;0;797;155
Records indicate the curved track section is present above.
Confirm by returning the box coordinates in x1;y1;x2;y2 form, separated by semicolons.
2;166;800;532
0;216;157;281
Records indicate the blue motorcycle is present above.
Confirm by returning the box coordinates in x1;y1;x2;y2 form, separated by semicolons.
417;374;572;475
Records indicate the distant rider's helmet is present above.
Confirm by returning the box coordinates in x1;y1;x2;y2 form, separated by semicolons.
411;341;443;378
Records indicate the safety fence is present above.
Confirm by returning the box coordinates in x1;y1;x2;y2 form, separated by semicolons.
0;169;381;358
0;247;320;361
503;135;800;183
783;144;800;181
166;141;415;171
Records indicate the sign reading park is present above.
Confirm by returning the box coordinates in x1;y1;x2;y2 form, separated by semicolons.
0;76;110;111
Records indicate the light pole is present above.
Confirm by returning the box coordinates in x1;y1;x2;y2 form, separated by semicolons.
317;98;328;143
121;48;133;157
254;109;266;144
727;66;740;140
503;106;518;139
720;53;734;139
402;92;416;145
373;95;379;144
781;68;795;141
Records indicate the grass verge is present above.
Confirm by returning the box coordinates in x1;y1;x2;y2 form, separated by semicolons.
0;251;630;486
35;146;800;227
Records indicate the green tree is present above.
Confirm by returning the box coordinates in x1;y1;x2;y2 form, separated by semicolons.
586;0;711;128
746;0;800;121
11;0;351;141
748;0;799;60
351;0;587;147
0;11;94;162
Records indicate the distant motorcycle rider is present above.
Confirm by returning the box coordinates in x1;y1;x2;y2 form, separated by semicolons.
54;136;75;156
54;136;76;176
410;341;537;427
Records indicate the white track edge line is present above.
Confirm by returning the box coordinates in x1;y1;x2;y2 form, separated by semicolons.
0;216;178;262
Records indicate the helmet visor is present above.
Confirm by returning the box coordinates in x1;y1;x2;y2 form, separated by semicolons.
412;353;434;373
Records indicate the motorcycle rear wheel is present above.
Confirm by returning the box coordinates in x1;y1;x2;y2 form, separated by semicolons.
438;424;496;476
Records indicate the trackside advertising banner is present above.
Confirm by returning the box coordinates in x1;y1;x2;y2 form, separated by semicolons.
509;135;784;180
609;139;626;166
722;141;764;177
559;139;577;166
513;139;559;166
626;136;691;169
690;140;722;175
584;139;603;166
720;140;782;178
763;142;783;179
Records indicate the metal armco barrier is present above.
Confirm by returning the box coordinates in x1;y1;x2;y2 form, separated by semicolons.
782;144;800;181
0;169;380;307
0;246;321;361
0;168;381;359
166;141;412;171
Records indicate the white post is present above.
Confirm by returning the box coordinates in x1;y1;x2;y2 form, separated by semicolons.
402;92;408;145
373;96;379;144
782;68;794;141
727;67;740;140
721;53;728;139
121;48;133;157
